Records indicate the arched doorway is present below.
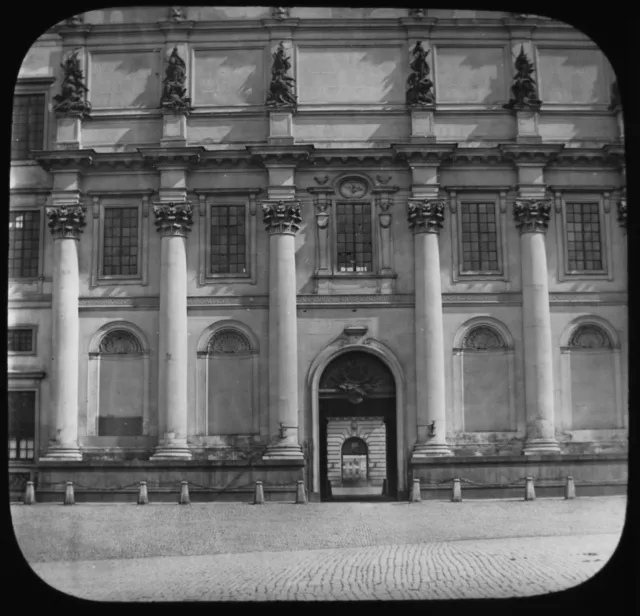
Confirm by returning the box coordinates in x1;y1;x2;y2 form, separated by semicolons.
319;351;397;500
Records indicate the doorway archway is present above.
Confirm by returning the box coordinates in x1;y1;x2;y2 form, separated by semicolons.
317;350;397;500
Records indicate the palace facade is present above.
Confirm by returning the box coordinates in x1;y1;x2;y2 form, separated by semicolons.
9;7;628;501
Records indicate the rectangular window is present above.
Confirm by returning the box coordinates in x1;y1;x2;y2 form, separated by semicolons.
12;94;45;160
9;210;40;278
336;203;373;272
102;207;139;276
460;203;499;272
210;205;247;274
566;203;603;271
8;328;35;354
8;391;36;461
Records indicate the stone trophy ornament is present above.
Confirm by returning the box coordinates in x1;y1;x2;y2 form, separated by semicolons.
503;46;542;110
273;7;290;20
266;42;297;109
53;48;92;117
406;42;435;106
161;48;193;114
170;6;185;22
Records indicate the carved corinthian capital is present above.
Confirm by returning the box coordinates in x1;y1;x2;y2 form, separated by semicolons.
262;200;302;234
153;202;194;237
513;199;551;234
407;199;445;234
45;204;87;239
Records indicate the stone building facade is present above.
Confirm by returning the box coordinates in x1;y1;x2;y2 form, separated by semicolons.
9;7;627;501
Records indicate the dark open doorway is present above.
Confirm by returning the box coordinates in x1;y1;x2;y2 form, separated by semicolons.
318;351;397;501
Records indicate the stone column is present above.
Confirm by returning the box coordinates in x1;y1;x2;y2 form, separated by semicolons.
40;205;86;461
408;199;452;457
262;200;304;460
150;202;193;460
514;200;561;454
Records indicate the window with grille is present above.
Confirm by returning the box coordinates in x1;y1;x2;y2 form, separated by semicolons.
8;391;36;461
210;205;246;275
9;211;40;278
566;203;603;271
460;203;499;272
336;203;373;272
12;94;45;160
8;328;35;354
102;207;139;277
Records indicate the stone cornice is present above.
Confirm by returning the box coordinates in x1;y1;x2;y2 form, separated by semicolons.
392;143;458;165
500;144;565;166
552;147;615;167
248;145;314;166
14;291;625;312
32;150;94;172
138;146;204;167
449;147;504;165
310;148;397;166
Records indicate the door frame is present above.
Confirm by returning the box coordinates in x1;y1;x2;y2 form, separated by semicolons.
308;339;406;497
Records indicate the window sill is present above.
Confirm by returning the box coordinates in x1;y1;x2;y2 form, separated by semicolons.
315;272;398;280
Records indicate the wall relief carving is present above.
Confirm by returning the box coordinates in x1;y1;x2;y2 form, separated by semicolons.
462;326;506;350
208;330;252;355
99;330;143;354
338;178;368;199
569;325;612;349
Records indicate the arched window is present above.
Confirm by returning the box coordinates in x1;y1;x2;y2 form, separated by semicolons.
95;329;145;436
565;323;620;429
197;324;259;438
453;321;516;433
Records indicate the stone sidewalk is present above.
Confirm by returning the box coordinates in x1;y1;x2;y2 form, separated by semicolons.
30;533;619;601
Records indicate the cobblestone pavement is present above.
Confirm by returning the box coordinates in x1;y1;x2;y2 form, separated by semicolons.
30;533;619;601
13;497;626;601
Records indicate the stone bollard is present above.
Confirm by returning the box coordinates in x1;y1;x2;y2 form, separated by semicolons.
24;481;36;505
381;478;388;497
64;481;75;506
564;476;576;500
179;481;190;505
254;480;265;505
138;481;149;505
410;478;421;502
524;476;535;501
451;478;462;502
295;480;307;504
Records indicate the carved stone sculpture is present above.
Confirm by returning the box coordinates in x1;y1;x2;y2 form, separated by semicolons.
569;325;612;349
462;327;505;350
208;330;251;354
161;47;193;114
170;7;185;22
266;42;297;109
64;15;84;26
273;7;289;20
53;49;92;116
504;46;542;110
609;80;621;110
99;330;142;354
406;42;435;106
409;9;425;19
618;197;627;229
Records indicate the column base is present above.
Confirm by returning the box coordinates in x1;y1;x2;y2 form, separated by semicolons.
412;442;453;459
150;445;193;461
522;439;562;455
262;444;304;461
40;446;83;462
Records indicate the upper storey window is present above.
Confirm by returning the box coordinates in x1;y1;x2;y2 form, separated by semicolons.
11;94;45;160
336;202;373;273
211;204;247;275
9;210;41;279
565;203;603;272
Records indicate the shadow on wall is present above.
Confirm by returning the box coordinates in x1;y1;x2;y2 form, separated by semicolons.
456;49;505;105
220;51;264;106
538;51;604;104
359;47;405;105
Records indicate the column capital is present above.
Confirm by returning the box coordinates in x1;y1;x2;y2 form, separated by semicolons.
153;201;194;237
514;199;551;234
262;199;302;235
407;199;445;234
45;204;87;240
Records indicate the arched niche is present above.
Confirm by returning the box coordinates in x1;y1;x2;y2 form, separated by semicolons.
87;321;150;438
341;436;369;484
452;317;517;434
559;316;624;431
195;320;260;442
